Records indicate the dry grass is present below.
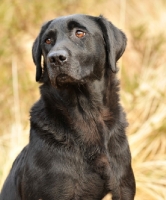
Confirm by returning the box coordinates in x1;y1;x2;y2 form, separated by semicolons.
125;63;166;200
0;0;166;199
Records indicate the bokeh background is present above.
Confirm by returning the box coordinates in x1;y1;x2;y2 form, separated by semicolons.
0;0;166;199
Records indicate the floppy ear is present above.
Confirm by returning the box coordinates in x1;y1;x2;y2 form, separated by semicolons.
96;16;127;72
32;20;53;81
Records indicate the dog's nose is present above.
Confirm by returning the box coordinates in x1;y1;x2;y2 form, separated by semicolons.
48;50;68;65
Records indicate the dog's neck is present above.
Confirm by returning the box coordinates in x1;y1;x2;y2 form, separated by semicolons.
40;71;119;111
39;70;120;125
31;70;123;160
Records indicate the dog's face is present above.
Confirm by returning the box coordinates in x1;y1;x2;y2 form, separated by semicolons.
42;15;106;86
32;14;127;87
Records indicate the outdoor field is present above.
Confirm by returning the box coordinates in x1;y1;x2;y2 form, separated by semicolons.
0;0;166;199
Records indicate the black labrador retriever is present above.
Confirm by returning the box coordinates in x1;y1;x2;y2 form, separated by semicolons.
1;14;135;200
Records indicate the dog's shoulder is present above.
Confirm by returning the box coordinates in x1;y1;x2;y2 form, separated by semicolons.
0;145;29;199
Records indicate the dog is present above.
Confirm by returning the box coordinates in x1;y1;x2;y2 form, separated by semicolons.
1;14;136;200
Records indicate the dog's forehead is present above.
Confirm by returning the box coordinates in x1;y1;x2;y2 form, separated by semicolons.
48;14;100;32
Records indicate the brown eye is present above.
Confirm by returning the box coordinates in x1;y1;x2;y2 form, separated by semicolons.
75;30;85;38
45;38;52;44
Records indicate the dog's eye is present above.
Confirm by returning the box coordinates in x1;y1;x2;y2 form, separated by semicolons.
75;30;85;38
45;38;52;44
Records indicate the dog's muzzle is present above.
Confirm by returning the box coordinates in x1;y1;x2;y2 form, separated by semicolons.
47;50;86;87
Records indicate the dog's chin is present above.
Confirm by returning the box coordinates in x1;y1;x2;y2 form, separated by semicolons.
55;74;86;87
56;74;75;87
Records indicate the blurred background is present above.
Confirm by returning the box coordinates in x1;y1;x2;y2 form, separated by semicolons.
0;0;166;199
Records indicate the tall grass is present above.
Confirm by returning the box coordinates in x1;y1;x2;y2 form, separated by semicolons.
0;0;166;199
122;63;166;200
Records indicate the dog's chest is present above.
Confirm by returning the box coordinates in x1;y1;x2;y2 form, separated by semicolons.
26;143;107;199
29;98;111;199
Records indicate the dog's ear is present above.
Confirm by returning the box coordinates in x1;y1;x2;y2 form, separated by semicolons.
96;16;127;72
32;20;52;81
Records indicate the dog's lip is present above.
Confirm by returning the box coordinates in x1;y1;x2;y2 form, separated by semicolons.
56;74;75;86
56;73;86;86
56;73;73;82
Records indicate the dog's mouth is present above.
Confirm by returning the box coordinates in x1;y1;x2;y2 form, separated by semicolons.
56;74;74;86
56;74;86;87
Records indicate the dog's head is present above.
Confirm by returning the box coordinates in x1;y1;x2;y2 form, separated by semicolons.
32;14;126;87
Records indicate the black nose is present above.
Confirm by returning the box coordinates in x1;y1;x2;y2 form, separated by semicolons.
48;50;68;65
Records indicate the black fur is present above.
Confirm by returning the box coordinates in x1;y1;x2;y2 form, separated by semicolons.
1;14;135;200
